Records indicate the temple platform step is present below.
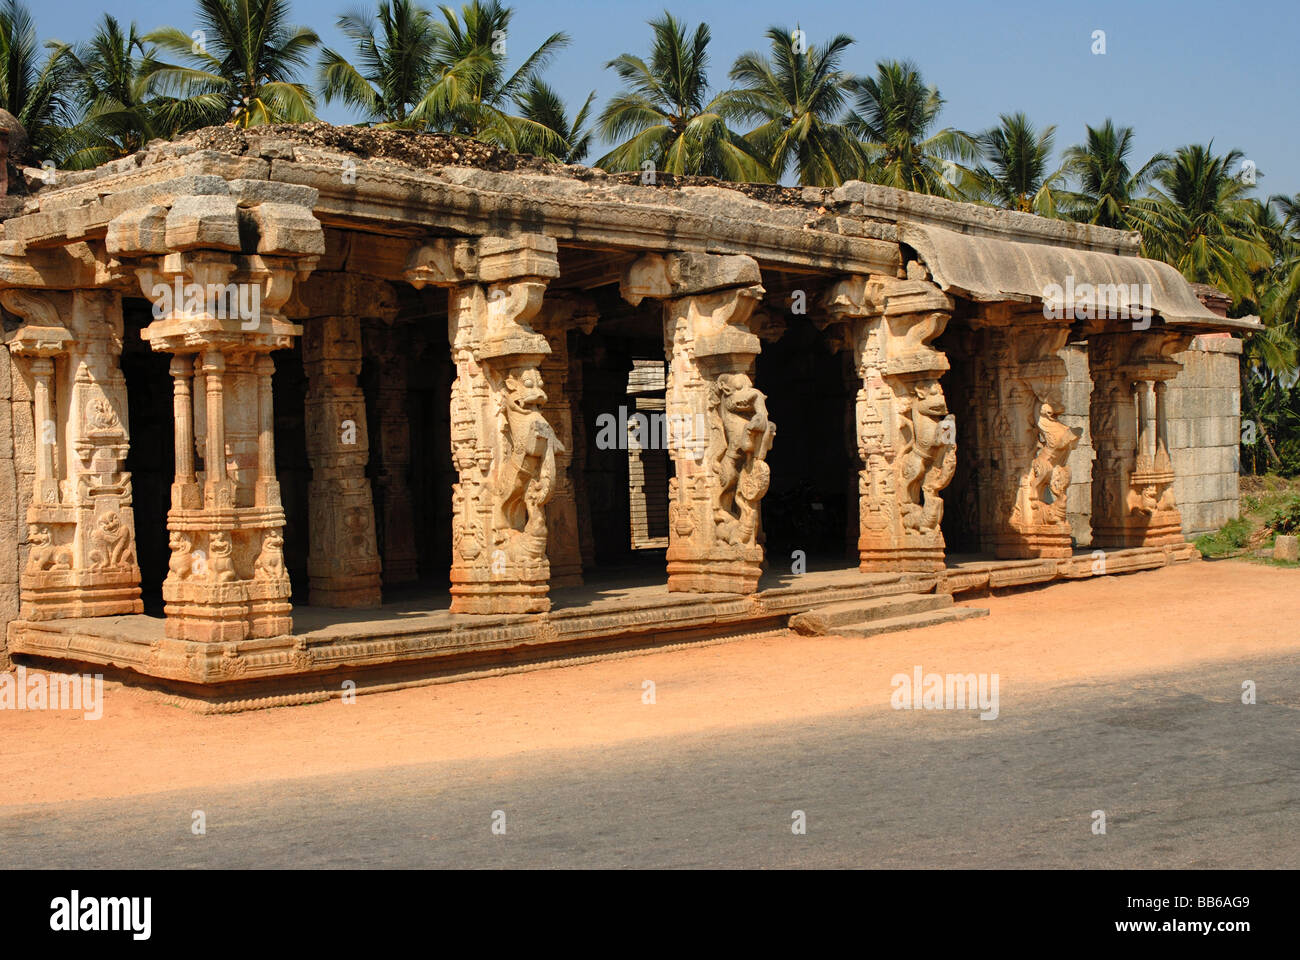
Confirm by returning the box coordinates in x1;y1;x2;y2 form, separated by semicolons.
789;592;955;635
830;606;990;639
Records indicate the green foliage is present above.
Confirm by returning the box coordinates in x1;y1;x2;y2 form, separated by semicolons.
1264;494;1300;535
1194;517;1253;557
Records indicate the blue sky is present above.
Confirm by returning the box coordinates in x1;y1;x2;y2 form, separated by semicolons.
35;0;1300;199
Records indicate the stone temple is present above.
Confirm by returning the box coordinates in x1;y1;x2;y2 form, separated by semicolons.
0;125;1253;710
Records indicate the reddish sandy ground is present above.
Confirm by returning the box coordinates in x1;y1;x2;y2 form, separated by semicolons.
3;559;1296;807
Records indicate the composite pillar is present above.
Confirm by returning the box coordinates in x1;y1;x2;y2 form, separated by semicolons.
3;289;143;620
108;194;323;643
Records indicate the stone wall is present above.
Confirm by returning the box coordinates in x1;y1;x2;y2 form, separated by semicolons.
1166;335;1242;536
1061;336;1241;543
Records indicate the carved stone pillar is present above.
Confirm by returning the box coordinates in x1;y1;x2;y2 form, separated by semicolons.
288;273;396;606
533;294;598;588
3;290;143;620
567;345;596;571
109;195;323;642
363;324;419;585
406;234;564;613
821;274;954;572
621;253;774;594
301;316;382;607
969;311;1082;558
1089;331;1190;547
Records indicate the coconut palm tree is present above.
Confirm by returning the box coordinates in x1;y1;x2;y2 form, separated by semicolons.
146;0;320;128
1128;144;1271;302
513;76;593;162
416;0;568;151
595;11;768;181
973;112;1069;214
1062;119;1167;228
843;59;978;197
318;0;441;125
726;25;861;187
60;16;204;168
0;0;75;162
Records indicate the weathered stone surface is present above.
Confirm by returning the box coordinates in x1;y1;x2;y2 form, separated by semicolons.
1274;535;1299;563
165;195;241;251
239;201;325;256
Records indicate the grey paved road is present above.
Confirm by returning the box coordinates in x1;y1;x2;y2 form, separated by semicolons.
3;654;1297;868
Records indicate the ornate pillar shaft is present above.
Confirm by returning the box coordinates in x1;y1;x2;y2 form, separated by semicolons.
1154;379;1172;471
406;234;564;613
256;355;277;498
302;313;381;608
201;349;230;509
968;312;1081;559
4;290;143;621
170;356;196;484
621;252;774;594
534;295;598;589
822;274;954;572
364;325;419;585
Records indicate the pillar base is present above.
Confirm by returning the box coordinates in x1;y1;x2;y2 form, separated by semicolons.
858;549;946;573
450;570;550;614
993;524;1074;559
163;580;293;642
666;556;762;595
1093;510;1185;549
19;571;143;621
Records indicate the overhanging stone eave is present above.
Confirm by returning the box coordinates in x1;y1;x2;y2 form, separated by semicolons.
899;220;1254;334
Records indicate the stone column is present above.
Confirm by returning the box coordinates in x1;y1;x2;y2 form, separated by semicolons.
1089;331;1190;547
567;344;597;571
821;273;954;572
620;253;774;594
288;273;397;606
170;355;201;509
363;324;420;585
968;311;1082;559
533;294;598;588
301;315;382;607
406;234;565;613
3;289;143;620
108;194;323;643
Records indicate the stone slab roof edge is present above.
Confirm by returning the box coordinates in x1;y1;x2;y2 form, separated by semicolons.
832;180;1142;255
898;220;1261;333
